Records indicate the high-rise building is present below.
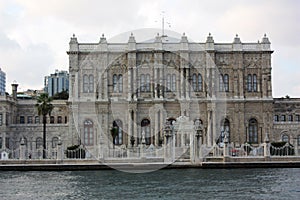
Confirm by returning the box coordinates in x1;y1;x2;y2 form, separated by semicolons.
44;70;69;96
0;68;6;95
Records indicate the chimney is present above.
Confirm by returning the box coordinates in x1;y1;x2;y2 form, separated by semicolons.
11;83;18;100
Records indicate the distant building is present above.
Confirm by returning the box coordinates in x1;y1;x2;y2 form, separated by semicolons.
44;70;69;97
0;68;6;95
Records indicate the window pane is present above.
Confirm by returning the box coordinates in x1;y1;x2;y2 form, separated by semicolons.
253;74;257;92
172;74;176;92
167;74;171;92
198;74;202;92
224;74;229;92
119;74;123;93
219;74;224;91
192;74;197;91
247;74;252;92
113;74;118;92
89;75;94;93
83;75;89;93
140;74;145;92
146;74;150;92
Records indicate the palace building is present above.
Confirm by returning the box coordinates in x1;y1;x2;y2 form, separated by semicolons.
0;32;299;159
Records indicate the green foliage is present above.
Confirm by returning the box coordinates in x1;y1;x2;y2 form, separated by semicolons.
52;90;69;100
35;93;54;117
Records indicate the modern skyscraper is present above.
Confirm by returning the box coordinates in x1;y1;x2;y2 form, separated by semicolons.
44;70;69;96
0;68;6;95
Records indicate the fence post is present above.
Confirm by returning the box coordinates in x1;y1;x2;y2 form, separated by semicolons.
19;137;26;160
57;138;62;160
264;134;270;159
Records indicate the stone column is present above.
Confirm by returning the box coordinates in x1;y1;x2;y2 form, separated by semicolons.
154;68;158;99
127;68;131;100
103;71;108;100
223;134;230;162
180;68;184;99
294;136;298;156
185;68;190;99
154;109;159;146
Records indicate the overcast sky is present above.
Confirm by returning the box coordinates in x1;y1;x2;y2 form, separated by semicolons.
0;0;299;97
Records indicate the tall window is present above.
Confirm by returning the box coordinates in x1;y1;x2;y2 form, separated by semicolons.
113;120;123;145
249;118;258;143
218;119;230;144
141;119;151;145
281;115;286;122
83;74;94;93
84;120;93;146
192;73;202;92
36;137;43;149
288;115;293;122
247;74;252;92
0;113;2;126
172;74;176;92
27;116;33;124
298;135;300;146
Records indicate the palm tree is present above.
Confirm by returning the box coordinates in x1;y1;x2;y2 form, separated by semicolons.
35;93;53;159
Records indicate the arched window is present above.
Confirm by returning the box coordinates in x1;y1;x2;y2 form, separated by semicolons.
192;74;197;91
224;74;229;92
36;137;43;149
198;74;202;92
167;74;171;92
146;74;150;92
218;119;230;145
140;74;145;92
83;75;89;93
247;74;252;92
113;74;118;92
113;120;123;145
219;74;224;91
89;75;94;92
52;137;59;148
253;74;257;92
141;119;151;145
194;118;203;125
118;74;123;93
282;134;289;143
84;120;93;146
172;74;176;92
249;118;258;143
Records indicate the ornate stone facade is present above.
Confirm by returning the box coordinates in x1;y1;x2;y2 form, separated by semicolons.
67;32;274;157
1;32;299;160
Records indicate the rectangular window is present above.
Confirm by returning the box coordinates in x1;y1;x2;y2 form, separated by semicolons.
20;116;25;124
35;116;40;124
65;116;68;124
280;115;286;122
274;115;279;122
0;113;2;126
27;116;33;124
288;115;293;122
0;137;2;149
57;116;62;124
50;116;55;124
298;135;300;146
296;115;300;122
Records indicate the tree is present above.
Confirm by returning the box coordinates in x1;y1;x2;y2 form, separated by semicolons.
52;90;69;100
35;93;54;159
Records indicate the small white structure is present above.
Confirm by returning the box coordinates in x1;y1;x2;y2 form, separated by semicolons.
1;151;9;160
